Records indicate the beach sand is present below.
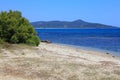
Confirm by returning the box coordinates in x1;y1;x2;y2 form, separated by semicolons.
0;43;120;80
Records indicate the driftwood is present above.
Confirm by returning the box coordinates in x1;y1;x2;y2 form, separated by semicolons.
106;53;110;54
41;40;52;43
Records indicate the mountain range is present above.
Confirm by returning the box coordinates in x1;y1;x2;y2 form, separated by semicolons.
31;19;118;29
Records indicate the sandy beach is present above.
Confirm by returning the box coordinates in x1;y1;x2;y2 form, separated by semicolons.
0;43;120;80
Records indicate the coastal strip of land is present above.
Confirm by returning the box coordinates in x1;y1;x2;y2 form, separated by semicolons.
0;43;120;80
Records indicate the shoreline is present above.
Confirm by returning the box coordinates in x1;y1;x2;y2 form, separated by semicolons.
39;43;120;61
52;42;120;58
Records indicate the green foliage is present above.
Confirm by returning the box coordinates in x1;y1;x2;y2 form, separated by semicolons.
10;35;19;43
0;10;40;46
26;35;40;46
0;38;4;44
32;36;40;46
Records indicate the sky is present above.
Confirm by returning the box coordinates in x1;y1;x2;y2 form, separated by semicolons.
0;0;120;27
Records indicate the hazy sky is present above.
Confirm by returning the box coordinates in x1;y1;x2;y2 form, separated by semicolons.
0;0;120;27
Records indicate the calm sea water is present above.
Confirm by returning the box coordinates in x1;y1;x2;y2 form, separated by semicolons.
36;28;120;56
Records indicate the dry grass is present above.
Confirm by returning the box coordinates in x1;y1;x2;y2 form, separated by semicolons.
0;57;119;80
0;43;120;80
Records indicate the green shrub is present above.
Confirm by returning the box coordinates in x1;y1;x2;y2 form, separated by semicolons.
10;35;19;43
0;10;40;46
0;39;4;44
26;39;36;46
32;36;40;46
26;36;40;46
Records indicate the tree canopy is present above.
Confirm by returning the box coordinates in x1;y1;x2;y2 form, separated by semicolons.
0;10;40;46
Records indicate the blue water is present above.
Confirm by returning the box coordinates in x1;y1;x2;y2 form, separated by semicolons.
36;28;120;56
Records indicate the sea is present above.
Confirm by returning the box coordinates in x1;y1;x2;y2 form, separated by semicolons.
35;28;120;56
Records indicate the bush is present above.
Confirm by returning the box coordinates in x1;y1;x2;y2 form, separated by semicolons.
0;38;4;44
26;39;36;46
32;36;40;46
0;10;40;46
10;35;19;43
26;36;40;46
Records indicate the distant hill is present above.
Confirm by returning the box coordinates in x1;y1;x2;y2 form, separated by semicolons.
31;19;118;29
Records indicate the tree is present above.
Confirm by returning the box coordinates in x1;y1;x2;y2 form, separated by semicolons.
0;10;40;46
